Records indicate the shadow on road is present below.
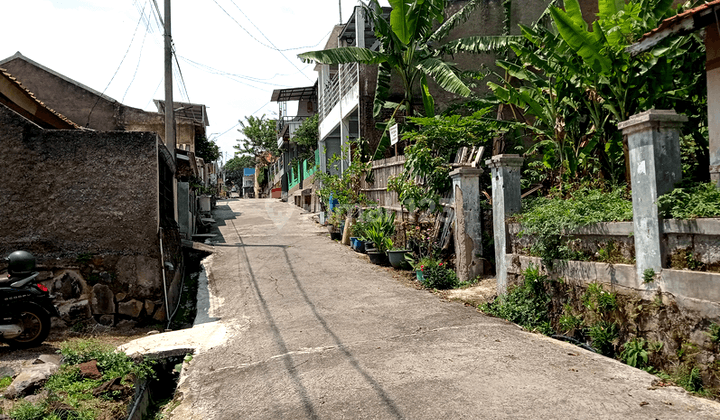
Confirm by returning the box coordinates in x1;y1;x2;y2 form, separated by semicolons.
230;214;404;419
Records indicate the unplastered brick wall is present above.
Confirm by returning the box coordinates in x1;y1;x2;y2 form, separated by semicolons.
0;104;170;328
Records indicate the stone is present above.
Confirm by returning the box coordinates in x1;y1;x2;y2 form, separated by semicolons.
117;255;161;299
97;315;115;326
0;366;16;378
53;270;86;300
118;299;144;318
153;303;166;322
78;360;102;380
23;389;49;404
59;299;92;324
91;284;115;315
116;319;137;331
4;363;58;399
99;271;111;281
115;292;127;302
145;299;156;315
33;354;61;366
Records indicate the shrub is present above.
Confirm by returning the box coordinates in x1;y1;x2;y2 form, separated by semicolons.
657;181;720;219
480;264;552;334
419;260;458;290
620;338;649;368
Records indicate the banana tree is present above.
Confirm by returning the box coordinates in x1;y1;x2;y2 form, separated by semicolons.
298;0;482;120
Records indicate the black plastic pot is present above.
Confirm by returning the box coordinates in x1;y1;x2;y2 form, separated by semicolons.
387;250;411;270
367;251;388;265
330;231;342;241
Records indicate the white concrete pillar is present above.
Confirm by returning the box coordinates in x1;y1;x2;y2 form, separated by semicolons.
619;109;687;281
450;167;484;282
486;155;523;294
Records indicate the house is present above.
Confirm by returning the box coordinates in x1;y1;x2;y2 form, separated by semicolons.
243;168;256;198
269;83;320;210
628;0;720;186
0;67;182;328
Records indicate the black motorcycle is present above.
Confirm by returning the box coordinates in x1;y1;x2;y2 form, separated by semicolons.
0;251;59;348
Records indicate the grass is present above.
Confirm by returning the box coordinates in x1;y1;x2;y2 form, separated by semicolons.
4;339;156;420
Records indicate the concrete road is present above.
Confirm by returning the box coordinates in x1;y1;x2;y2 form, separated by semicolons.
170;198;720;419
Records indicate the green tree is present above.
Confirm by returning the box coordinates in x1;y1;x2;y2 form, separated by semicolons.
224;155;255;185
293;114;319;163
195;135;221;162
298;0;483;119
234;115;278;167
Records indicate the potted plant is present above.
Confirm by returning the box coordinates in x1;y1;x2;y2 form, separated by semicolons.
327;210;344;241
387;246;411;269
365;226;392;265
363;208;396;265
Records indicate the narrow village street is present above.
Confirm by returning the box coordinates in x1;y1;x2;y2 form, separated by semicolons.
169;198;720;419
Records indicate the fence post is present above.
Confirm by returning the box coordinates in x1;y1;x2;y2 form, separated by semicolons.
619;109;687;282
450;166;484;282
486;155;523;294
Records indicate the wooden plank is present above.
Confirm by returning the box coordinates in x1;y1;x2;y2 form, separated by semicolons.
471;146;485;167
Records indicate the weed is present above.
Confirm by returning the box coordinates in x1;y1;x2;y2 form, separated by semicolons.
648;341;664;354
480;265;553;335
642;268;656;284
582;283;617;314
657;181;720;219
620;338;649;368
417;259;458;290
675;366;704;394
0;376;12;393
596;241;630;264
586;320;619;356
558;304;583;334
59;339;155;380
9;401;46;420
707;323;720;345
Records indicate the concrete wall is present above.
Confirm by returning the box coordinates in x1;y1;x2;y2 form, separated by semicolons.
0;103;170;327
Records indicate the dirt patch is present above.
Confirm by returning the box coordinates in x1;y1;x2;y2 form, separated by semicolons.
442;277;497;306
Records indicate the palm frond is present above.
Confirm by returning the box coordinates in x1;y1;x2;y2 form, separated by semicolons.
298;47;388;65
428;0;483;43
373;62;393;118
441;35;522;55
418;57;472;97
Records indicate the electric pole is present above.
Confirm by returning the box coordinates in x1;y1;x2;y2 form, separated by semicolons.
164;0;176;161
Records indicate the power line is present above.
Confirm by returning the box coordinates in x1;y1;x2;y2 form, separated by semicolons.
179;56;291;87
86;4;146;126
122;4;150;102
211;0;311;81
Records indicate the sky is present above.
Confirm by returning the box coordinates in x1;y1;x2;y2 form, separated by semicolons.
2;0;389;164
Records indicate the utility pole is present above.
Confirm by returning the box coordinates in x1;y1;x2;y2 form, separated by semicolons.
164;0;176;161
339;0;342;23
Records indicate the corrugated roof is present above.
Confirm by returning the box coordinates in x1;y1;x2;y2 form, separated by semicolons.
629;1;720;55
270;84;317;102
154;100;209;126
0;67;81;129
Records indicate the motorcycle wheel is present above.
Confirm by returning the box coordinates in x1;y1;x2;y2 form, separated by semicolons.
5;302;51;349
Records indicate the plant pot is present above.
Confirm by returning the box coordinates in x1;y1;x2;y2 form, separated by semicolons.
415;270;425;282
387;250;411;270
355;240;366;253
363;241;375;250
365;247;377;253
330;231;342;241
367;251;388;266
319;212;327;225
327;224;335;233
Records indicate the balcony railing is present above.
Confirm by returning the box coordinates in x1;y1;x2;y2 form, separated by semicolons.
319;63;358;122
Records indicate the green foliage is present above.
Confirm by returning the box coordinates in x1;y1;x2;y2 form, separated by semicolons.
707;323;720;345
58;339;155;381
518;187;633;266
9;402;47;420
558;304;583;334
586;320;619;357
480;264;553;334
417;258;458;290
292;114;319;162
224;155;256;185
657;182;720;219
675;366;704;394
642;268;656;284
0;375;12;392
621;338;649;368
596;241;631;264
234;115;278;167
315;142;371;207
582;282;617;314
361;207;396;253
194;135;220;162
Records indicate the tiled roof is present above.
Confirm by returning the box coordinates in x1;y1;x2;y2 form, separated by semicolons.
0;67;81;129
629;1;720;55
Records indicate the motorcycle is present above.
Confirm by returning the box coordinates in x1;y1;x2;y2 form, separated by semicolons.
0;251;60;348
